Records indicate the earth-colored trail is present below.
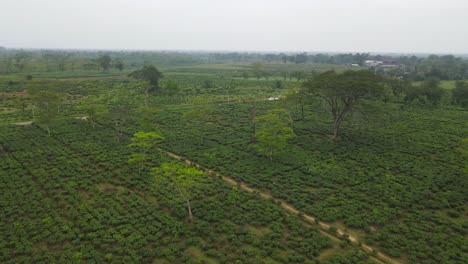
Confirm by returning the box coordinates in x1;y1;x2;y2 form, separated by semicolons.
165;150;401;264
10;118;400;263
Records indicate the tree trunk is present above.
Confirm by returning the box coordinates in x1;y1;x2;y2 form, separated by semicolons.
300;102;305;120
144;88;149;106
186;199;193;222
288;112;294;128
46;126;51;136
332;110;347;140
333;122;340;139
251;123;257;144
251;105;257;143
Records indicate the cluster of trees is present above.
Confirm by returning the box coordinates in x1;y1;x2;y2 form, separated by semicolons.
246;62;308;81
453;81;468;107
300;71;468;138
304;70;384;138
95;55;124;72
400;54;468;80
0;49;125;73
128;65;163;103
2;47;467;82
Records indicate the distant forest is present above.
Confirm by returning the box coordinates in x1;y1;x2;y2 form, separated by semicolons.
1;47;467;81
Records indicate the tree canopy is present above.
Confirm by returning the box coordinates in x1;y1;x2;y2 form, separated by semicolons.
254;109;296;160
152;162;203;222
404;78;445;106
452;81;468;108
96;55;112;72
304;70;384;139
129;65;163;92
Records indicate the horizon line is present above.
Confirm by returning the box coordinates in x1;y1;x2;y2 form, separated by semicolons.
1;46;467;56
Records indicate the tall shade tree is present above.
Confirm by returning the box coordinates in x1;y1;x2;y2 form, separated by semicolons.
254;109;296;161
284;88;308;120
386;78;411;98
29;89;62;136
78;95;107;128
152;162;203;222
304;70;384;139
250;62;264;79
96;54;112;72
128;65;163;105
13;50;32;72
461;136;468;174
452;81;468;108
182;106;215;144
404;78;445;107
137;106;160;131
241;96;259;143
128;132;164;177
113;58;124;71
105;90;135;140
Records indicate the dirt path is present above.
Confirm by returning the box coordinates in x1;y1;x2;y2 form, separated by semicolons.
164;150;401;264
17;118;400;263
13;121;33;126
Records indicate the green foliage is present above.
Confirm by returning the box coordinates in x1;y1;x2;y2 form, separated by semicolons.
128;65;163;93
304;70;384;138
78;95;107;128
152;162;203;222
254;109;296;160
13;50;32;72
273;80;283;89
28;87;63;135
136;106;160;131
386;78;410;98
0;118;335;263
113;58;124;71
128;131;164;176
0;52;466;263
129;131;164;149
452;81;468;107
250;62;264;79
96;55;112;72
324;249;371;264
405;78;446;106
154;99;466;263
461;137;468;174
162;78;180;95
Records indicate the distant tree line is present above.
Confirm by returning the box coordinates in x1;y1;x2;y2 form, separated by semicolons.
1;48;467;81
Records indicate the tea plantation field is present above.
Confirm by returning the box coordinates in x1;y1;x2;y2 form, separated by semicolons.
149;99;467;263
0;117;375;263
0;65;467;263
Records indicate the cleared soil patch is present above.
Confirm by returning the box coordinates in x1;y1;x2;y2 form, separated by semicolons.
13;121;33;126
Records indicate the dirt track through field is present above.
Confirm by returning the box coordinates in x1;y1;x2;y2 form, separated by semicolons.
11;118;400;264
163;150;401;264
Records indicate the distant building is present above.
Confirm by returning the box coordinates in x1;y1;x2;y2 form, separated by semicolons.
380;61;399;68
364;60;399;68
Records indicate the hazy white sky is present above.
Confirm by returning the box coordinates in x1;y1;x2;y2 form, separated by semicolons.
1;0;467;53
